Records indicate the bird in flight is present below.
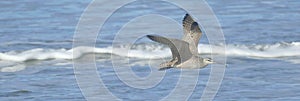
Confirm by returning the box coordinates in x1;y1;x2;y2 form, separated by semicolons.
147;14;213;70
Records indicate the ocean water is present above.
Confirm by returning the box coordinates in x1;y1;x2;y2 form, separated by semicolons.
0;0;300;101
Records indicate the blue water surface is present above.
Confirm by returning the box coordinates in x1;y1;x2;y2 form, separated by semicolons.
0;0;299;101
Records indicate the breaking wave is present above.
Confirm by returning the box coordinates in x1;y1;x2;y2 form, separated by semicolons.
0;42;299;62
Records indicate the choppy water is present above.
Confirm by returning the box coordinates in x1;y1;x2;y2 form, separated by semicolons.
0;0;300;101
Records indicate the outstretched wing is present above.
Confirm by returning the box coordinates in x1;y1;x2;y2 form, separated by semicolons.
147;35;193;64
183;14;195;36
182;14;203;55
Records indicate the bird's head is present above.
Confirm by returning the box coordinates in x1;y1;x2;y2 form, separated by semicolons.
203;57;214;64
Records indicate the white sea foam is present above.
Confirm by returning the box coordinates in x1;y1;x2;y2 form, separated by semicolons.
1;64;26;72
223;42;300;58
0;42;299;63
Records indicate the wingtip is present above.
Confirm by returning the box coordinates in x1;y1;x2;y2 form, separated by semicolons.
184;13;190;17
183;13;190;20
146;35;156;41
158;67;174;71
146;35;154;38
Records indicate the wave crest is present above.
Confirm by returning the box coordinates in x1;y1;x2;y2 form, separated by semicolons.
0;42;299;62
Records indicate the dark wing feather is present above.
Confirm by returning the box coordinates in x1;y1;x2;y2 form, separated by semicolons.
183;14;195;36
182;14;203;55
